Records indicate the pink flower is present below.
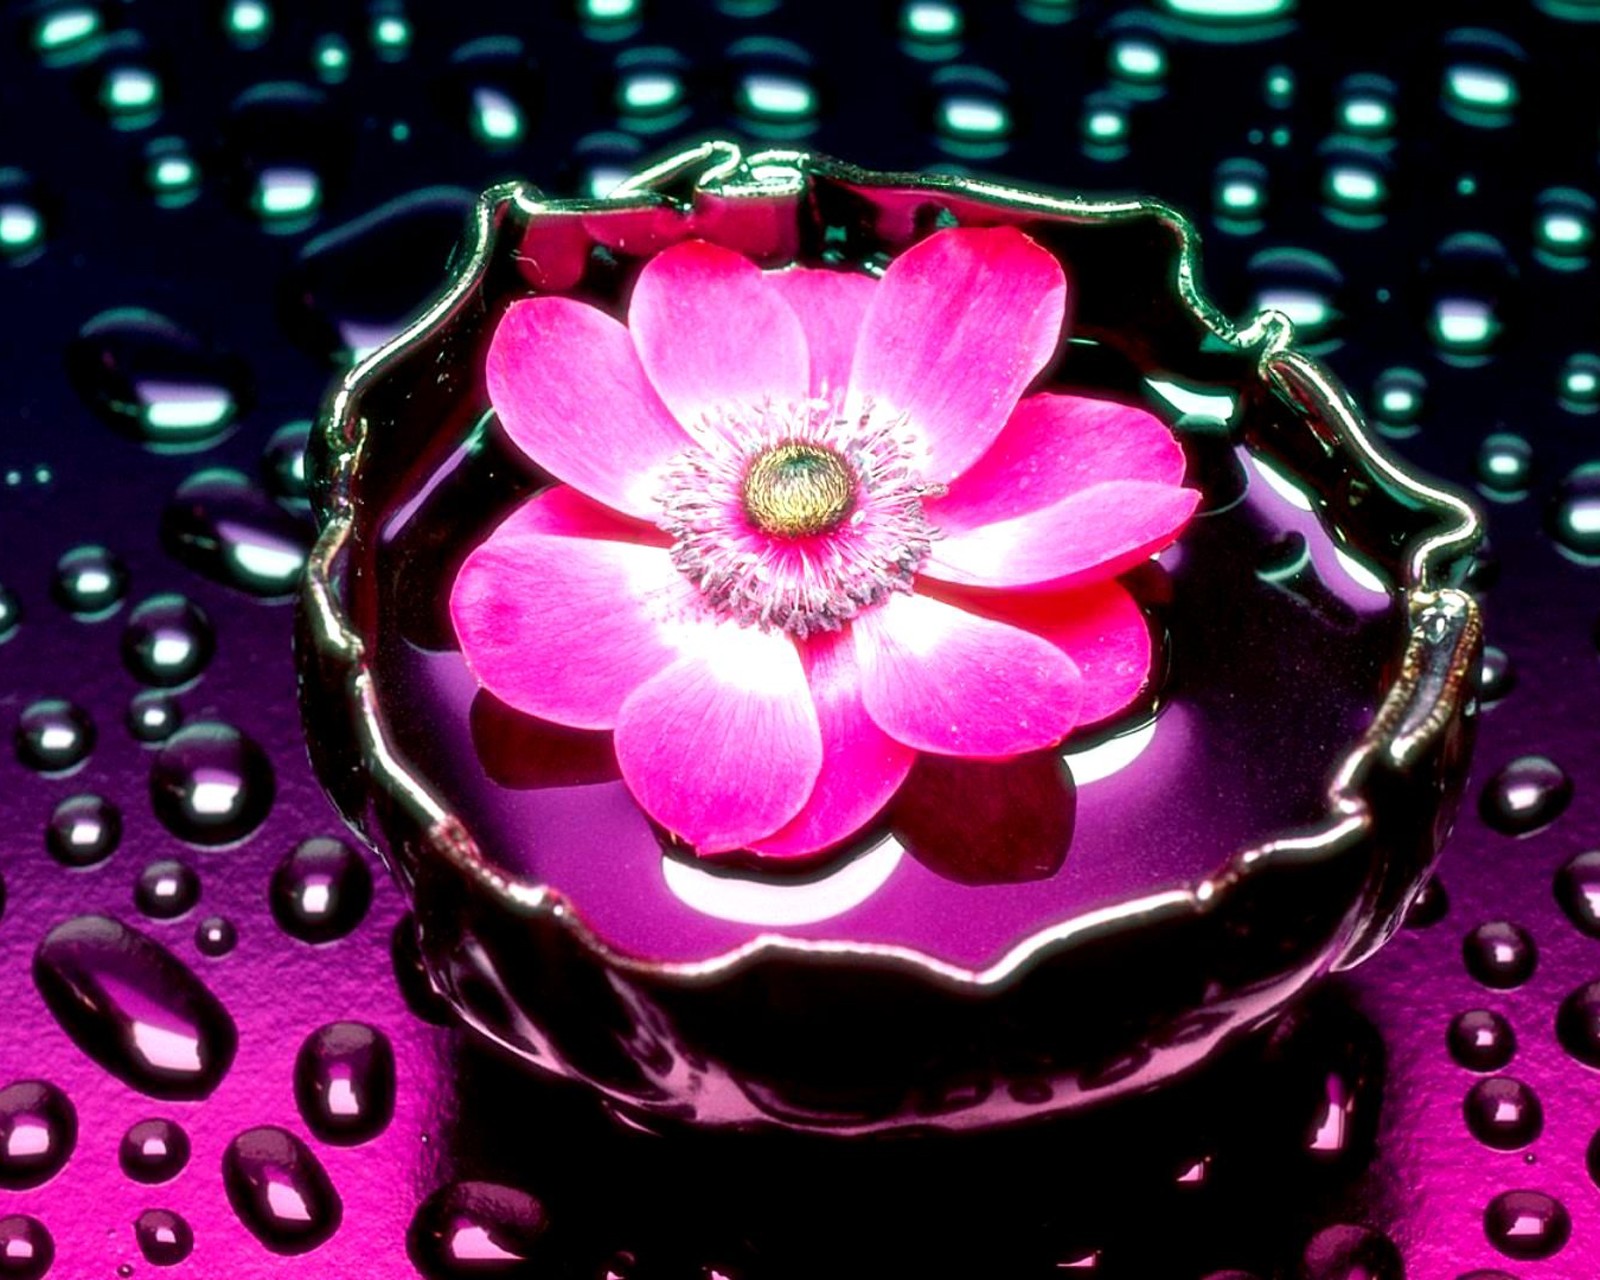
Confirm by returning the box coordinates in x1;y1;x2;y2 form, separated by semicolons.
450;226;1199;859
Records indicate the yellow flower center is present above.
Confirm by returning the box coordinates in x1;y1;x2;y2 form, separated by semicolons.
741;443;856;539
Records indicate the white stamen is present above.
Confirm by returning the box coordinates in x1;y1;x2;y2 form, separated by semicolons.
657;396;941;636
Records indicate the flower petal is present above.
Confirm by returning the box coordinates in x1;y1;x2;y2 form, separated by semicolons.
854;591;1083;756
449;513;713;729
929;393;1188;533
487;297;691;519
748;629;917;858
507;483;673;545
615;626;823;853
923;480;1200;589
765;266;877;400
938;579;1154;725
847;226;1068;484
628;239;809;429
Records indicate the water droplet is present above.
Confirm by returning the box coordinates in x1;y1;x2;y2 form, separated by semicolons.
1479;755;1571;835
901;1;963;56
311;32;351;83
1248;247;1344;344
1267;62;1292;107
1464;1077;1543;1149
732;39;819;142
1554;850;1600;939
134;1208;193;1266
53;544;128;617
282;189;475;364
1079;90;1129;159
252;164;325;231
1403;874;1448;928
270;838;372;943
1463;922;1536;989
1213;158;1267;230
435;39;535;148
222;1126;341;1254
142;137;202;208
392;914;452;1025
31;6;104;63
67;309;248;452
98;62;163;130
1484;1189;1569;1261
0;585;18;642
1108;30;1167;89
580;0;641;38
1320;139;1390;229
935;66;1012;159
262;421;311;508
1299;1225;1403;1279
1550;462;1600;561
149;722;275;847
1335;73;1397;136
224;83;343;231
1559;353;1600;414
1442;30;1524;128
370;4;413;59
224;0;272;45
15;699;95;774
569;129;644;198
121;595;214;688
1587;1129;1600;1192
1371;367;1425;437
1534;187;1594;270
615;46;690;133
33;914;237;1099
1556;981;1600;1068
0;169;47;264
1449;1009;1516;1071
0;1082;76;1189
0;1216;53;1280
128;691;183;744
1476;433;1532;497
294;1022;395;1145
45;794;121;869
1425;233;1514;365
1478;645;1514;704
120;1118;190;1183
134;860;200;921
195;916;237;957
1158;0;1293;19
408;1181;550;1277
161;468;312;597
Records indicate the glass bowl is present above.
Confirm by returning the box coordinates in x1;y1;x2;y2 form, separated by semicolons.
297;142;1481;1134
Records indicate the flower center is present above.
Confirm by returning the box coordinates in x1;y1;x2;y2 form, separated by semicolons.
657;398;939;638
741;443;856;539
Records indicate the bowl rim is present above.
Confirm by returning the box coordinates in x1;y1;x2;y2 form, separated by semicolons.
302;139;1483;991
